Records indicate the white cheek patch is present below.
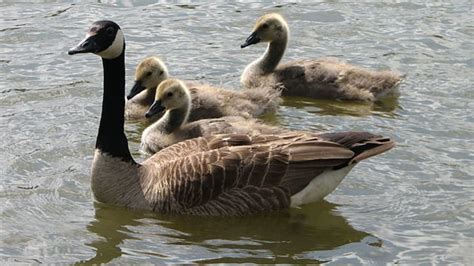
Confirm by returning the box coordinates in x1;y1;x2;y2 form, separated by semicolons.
97;29;124;59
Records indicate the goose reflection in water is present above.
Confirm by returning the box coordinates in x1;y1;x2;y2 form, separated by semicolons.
282;95;400;118
78;201;375;264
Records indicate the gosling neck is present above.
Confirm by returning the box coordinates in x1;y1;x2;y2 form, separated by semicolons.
257;37;287;73
144;86;157;105
143;76;168;106
163;102;190;134
96;49;135;163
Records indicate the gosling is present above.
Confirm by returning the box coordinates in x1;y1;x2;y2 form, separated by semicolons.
241;13;402;101
125;56;282;122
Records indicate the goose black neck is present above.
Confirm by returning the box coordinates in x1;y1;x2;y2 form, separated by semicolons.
96;50;135;163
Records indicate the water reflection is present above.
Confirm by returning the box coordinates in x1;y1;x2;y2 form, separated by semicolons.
282;96;400;117
76;203;142;265
79;201;372;264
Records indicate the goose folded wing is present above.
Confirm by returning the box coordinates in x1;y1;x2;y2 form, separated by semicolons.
315;131;395;164
144;134;357;215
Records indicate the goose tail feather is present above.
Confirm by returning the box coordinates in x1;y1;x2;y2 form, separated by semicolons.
316;131;395;165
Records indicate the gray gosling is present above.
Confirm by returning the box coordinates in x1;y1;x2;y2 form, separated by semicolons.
241;13;402;101
140;79;290;154
69;20;395;216
125;56;282;122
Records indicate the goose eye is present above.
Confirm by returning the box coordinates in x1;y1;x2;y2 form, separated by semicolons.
146;71;152;77
167;92;173;98
261;23;269;30
106;27;115;36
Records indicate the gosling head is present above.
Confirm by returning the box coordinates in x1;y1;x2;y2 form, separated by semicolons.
68;20;124;59
145;79;191;118
241;13;289;48
127;56;169;100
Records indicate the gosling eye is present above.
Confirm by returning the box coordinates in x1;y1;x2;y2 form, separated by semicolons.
261;23;269;30
166;92;173;98
146;71;152;77
159;71;164;76
106;27;115;37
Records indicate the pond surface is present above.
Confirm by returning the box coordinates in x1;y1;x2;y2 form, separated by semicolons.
1;1;473;264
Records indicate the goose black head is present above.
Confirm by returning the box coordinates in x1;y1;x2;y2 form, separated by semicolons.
68;20;124;59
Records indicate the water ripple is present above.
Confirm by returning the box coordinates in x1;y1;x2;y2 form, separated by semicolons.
1;1;473;264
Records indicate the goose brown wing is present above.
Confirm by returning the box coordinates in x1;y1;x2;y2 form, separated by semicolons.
316;131;395;165
143;133;357;215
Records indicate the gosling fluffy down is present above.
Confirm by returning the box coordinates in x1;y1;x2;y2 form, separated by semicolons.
140;79;290;154
125;56;282;122
241;13;402;101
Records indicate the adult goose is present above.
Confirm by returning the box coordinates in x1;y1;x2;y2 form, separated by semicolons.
125;56;282;122
69;20;395;216
140;78;290;154
241;13;402;101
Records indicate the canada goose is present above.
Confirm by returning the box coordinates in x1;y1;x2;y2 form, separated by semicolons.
241;13;402;101
140;78;290;154
69;20;395;216
125;56;282;122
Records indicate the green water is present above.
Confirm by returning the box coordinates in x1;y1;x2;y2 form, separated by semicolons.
1;1;473;264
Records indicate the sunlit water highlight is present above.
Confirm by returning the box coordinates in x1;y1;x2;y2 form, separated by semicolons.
1;1;473;264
